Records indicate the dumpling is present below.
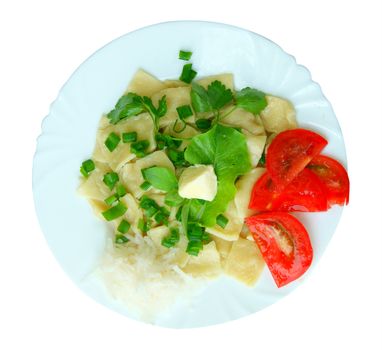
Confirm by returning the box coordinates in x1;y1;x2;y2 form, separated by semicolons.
119;194;143;234
182;241;222;278
234;168;266;219
206;201;243;241
260;95;297;133
126;69;166;97
243;131;267;167
119;150;175;198
211;236;233;266
163;80;188;88
196;74;234;91
224;237;265;286
151;87;192;128
93;114;156;171
221;107;265;135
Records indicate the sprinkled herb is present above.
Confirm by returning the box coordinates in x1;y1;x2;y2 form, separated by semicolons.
178;50;192;61
103;172;119;190
122;131;138;143
179;63;197;84
104;132;121;152
102;202;127;221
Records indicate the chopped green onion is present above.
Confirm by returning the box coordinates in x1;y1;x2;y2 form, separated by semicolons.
179;63;197;84
138;218;149;233
216;214;229;228
168;149;187;167
131;140;150;158
145;206;158;218
165;190;184;207
140;181;152;191
161;227;180;248
104;132;121;152
176;105;193;120
102;202;127;221
80;159;95;177
175;206;182;221
115;234;129;244
117;219;131;233
186;240;203;256
122;131;138;143
195;118;212;131
154;211;169;225
103;172;119;190
104;194;119;206
178;50;192;61
116;184;127;197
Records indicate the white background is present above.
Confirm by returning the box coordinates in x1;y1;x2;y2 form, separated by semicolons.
0;0;381;349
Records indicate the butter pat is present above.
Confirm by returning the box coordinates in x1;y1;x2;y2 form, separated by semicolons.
178;165;217;201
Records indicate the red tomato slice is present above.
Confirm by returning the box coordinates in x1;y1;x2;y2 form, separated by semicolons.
307;155;350;206
267;129;328;189
249;169;328;212
246;213;313;287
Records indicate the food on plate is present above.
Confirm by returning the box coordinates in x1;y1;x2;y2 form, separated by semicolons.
78;49;349;319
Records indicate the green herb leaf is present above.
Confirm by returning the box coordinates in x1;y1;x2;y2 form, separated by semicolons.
140;181;152;191
102;202;127;221
191;81;233;114
117;219;131;233
104;132;121;152
180;63;197;84
122;131;137;143
141;166;178;192
103;172;119;190
164;190;184;207
176;105;193;120
184;124;251;226
178;50;192;61
107;93;145;124
142;95;167;130
235;87;267;114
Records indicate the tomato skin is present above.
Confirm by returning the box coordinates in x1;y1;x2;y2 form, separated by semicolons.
249;169;328;212
267;129;328;189
246;213;313;288
308;155;350;206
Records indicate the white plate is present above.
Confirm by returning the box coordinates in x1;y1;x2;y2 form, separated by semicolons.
33;21;346;328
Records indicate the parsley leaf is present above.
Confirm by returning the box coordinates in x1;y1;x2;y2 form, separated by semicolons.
191;81;233;114
235;87;267;114
107;93;145;124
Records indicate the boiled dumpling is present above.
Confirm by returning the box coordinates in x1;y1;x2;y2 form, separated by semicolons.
126;69;166;97
243;131;267;167
221;107;265;135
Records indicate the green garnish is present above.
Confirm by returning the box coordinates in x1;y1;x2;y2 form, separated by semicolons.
116;184;127;197
117;219;131;233
168;149;188;167
104;194;119;206
107;93;145;124
164;190;184;207
155;134;183;150
122;131;138;143
185;223;210;256
176;105;193;120
104;132;121;152
130;140;150;158
138;218;149;233
103;172;119;190
154;210;169;225
102;202;127;221
141;166;178;192
106;93;167;131
191;81;233;114
235;87;268;114
195;118;212;131
161;227;180;248
80;159;95;177
179;63;197;84
184;124;251;227
115;234;129;244
216;214;229;228
140;181;152;191
186;240;203;256
258;151;266;166
178;50;192;61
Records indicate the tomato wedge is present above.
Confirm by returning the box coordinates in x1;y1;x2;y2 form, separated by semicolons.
267;129;328;189
246;213;313;287
307;155;350;206
249;169;328;212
